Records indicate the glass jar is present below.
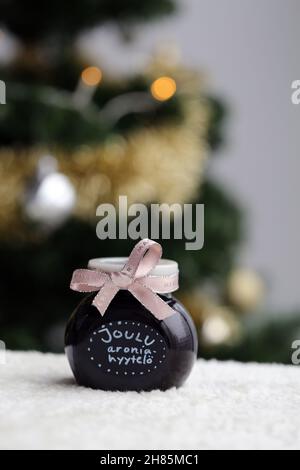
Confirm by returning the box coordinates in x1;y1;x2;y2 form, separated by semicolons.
65;256;197;391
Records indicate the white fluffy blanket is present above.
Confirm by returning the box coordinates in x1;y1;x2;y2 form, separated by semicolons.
0;351;299;450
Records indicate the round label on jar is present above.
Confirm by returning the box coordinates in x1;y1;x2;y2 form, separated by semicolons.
87;321;168;377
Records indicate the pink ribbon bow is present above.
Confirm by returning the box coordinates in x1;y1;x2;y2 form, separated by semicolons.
70;239;178;321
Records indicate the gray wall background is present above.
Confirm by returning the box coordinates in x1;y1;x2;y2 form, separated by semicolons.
81;0;299;311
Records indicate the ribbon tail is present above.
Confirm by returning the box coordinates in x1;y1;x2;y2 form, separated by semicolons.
129;283;175;321
92;284;120;316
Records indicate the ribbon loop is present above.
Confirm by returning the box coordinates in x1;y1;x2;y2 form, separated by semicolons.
70;269;108;292
70;239;178;320
121;239;162;279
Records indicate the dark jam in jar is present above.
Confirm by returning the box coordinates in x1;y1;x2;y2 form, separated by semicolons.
65;258;197;391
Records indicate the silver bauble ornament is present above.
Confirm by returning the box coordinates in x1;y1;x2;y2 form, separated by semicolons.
24;155;76;231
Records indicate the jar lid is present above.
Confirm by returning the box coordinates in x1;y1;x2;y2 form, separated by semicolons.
88;257;178;276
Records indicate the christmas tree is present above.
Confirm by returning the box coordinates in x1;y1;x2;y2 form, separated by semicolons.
1;0;280;358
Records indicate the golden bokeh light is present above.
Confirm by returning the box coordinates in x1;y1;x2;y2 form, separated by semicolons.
81;66;102;87
150;76;177;101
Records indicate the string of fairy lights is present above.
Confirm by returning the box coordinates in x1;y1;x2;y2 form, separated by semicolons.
79;64;177;102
